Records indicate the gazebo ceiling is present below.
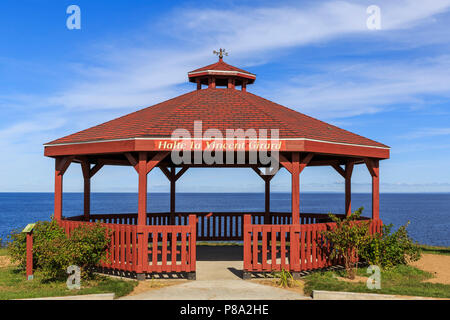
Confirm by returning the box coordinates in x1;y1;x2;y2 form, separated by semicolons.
44;57;389;159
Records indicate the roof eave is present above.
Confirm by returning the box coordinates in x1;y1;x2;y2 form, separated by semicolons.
44;137;390;159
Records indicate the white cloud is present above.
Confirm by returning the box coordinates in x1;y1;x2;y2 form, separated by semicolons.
35;0;450;112
263;55;450;118
402;127;450;139
169;0;450;54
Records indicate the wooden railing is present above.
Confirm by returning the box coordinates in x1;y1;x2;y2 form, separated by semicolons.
243;216;382;272
75;212;351;242
59;215;197;274
59;212;379;275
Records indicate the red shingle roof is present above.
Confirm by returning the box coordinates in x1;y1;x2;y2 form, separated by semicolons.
46;88;387;148
189;59;255;75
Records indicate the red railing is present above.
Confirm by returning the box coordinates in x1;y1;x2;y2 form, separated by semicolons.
59;215;197;274
77;212;349;241
243;216;382;272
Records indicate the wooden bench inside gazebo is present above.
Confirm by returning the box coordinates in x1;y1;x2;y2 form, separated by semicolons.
44;51;389;280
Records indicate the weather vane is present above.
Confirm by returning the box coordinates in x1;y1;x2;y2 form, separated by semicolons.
213;48;228;59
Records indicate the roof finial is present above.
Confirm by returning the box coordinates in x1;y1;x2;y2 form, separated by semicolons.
213;48;228;60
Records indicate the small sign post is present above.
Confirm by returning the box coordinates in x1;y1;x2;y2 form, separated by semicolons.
22;224;35;281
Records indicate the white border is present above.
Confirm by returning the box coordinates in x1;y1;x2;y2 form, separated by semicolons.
44;137;390;150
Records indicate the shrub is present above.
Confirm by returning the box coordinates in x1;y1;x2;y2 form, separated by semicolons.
272;269;295;288
68;223;112;278
320;207;371;279
360;222;421;269
8;219;111;281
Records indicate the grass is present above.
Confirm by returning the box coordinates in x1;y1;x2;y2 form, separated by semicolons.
419;245;450;256
303;265;450;299
0;251;137;300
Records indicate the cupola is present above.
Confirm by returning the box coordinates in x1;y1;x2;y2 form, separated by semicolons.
188;49;256;91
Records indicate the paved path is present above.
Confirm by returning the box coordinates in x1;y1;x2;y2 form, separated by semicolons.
120;280;310;300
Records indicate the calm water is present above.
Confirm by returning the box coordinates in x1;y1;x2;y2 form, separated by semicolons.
0;193;448;246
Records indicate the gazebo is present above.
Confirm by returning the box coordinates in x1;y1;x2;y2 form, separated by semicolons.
44;51;389;280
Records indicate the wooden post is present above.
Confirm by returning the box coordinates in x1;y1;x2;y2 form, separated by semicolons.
136;152;147;279
209;77;216;88
54;163;63;221
26;232;33;280
228;78;235;89
138;152;148;226
251;167;275;225
170;167;176;224
188;214;197;280
372;160;380;220
365;158;380;220
243;214;252;279
81;161;91;220
54;156;73;221
345;162;354;217
265;178;270;224
291;153;300;225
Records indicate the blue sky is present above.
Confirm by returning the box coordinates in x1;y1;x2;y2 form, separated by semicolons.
1;0;450;193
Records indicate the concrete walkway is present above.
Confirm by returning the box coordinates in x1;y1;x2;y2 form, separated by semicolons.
196;245;244;280
120;280;310;300
121;245;310;300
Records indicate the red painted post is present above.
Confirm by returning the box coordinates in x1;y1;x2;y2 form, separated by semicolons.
54;161;63;221
243;214;252;271
291;153;300;225
54;156;73;221
81;161;91;220
136;152;147;279
170;167;176;224
372;160;380;220
265;179;270;224
208;76;216;88
345;162;354;217
138;152;148;226
228;78;235;89
188;214;197;279
26;232;33;280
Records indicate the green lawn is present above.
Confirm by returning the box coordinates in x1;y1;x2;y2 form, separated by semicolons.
0;257;137;300
303;265;450;299
419;245;450;256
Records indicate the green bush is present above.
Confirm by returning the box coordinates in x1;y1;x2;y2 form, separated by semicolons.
272;269;295;288
8;220;111;281
320;207;371;279
360;222;421;269
68;223;112;278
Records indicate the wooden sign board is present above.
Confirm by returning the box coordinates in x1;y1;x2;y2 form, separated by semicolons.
22;223;36;233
